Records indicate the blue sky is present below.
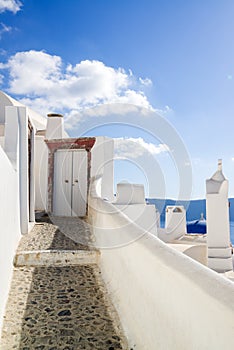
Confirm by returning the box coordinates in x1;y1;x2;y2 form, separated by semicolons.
0;0;234;199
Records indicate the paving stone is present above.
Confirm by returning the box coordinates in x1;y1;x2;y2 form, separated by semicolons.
17;213;96;252
1;216;128;350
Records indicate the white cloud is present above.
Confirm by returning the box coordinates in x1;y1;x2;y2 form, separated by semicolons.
0;22;12;39
113;89;151;108
0;51;172;130
0;0;22;13
114;137;169;159
64;103;153;130
139;77;152;86
4;50;62;94
156;105;173;116
0;50;154;116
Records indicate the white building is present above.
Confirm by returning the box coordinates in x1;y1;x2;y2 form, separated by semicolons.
0;91;113;330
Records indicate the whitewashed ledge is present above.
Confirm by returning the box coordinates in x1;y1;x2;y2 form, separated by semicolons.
14;250;100;267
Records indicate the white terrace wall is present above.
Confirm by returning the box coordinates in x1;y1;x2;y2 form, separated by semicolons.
89;194;234;350
0;146;20;332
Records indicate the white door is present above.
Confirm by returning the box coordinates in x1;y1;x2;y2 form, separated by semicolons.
53;150;87;216
72;150;87;217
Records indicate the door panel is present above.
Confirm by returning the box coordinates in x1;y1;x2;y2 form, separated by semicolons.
53;150;72;216
72;150;87;217
53;149;87;217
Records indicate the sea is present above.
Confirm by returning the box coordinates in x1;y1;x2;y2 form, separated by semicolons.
147;198;234;245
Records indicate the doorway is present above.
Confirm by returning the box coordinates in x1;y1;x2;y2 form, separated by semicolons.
53;149;87;216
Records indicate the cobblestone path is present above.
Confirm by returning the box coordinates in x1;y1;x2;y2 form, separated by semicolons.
17;214;94;252
1;215;127;350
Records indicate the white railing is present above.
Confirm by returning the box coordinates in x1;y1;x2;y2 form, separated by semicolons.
89;177;234;350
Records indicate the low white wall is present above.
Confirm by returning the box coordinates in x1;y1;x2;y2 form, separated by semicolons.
89;195;234;350
114;204;158;236
169;243;207;265
0;146;21;332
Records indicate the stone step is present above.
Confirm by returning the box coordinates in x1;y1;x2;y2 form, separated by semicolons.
14;249;100;267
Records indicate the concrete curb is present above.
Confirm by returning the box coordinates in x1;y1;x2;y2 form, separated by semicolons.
14;250;100;267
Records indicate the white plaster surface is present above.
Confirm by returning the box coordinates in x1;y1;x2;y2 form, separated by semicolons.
169;243;207;265
0;99;46;333
206;161;233;272
45;115;66;139
18;107;30;234
35;135;48;210
0;90;46;130
0;126;4;148
5;106;36;233
208;247;232;258
89;190;234;350
35;136;48;209
114;204;158;236
4;106;19;169
115;183;145;204
0;146;21;333
91;137;114;201
165;205;187;234
157;206;187;243
0;136;4;148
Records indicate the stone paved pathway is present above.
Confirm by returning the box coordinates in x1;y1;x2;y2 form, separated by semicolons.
17;214;94;252
1;215;127;350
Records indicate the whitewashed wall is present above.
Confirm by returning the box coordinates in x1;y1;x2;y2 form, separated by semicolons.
0;91;46;131
35;135;48;211
0;93;47;333
89;192;234;350
91;137;114;202
0;146;21;332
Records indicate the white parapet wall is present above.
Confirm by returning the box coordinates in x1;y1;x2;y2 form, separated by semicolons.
0;146;21;333
114;183;158;236
89;183;234;350
115;183;146;205
114;204;158;236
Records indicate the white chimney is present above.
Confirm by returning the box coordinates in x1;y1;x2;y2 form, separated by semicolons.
206;159;233;272
45;113;64;139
